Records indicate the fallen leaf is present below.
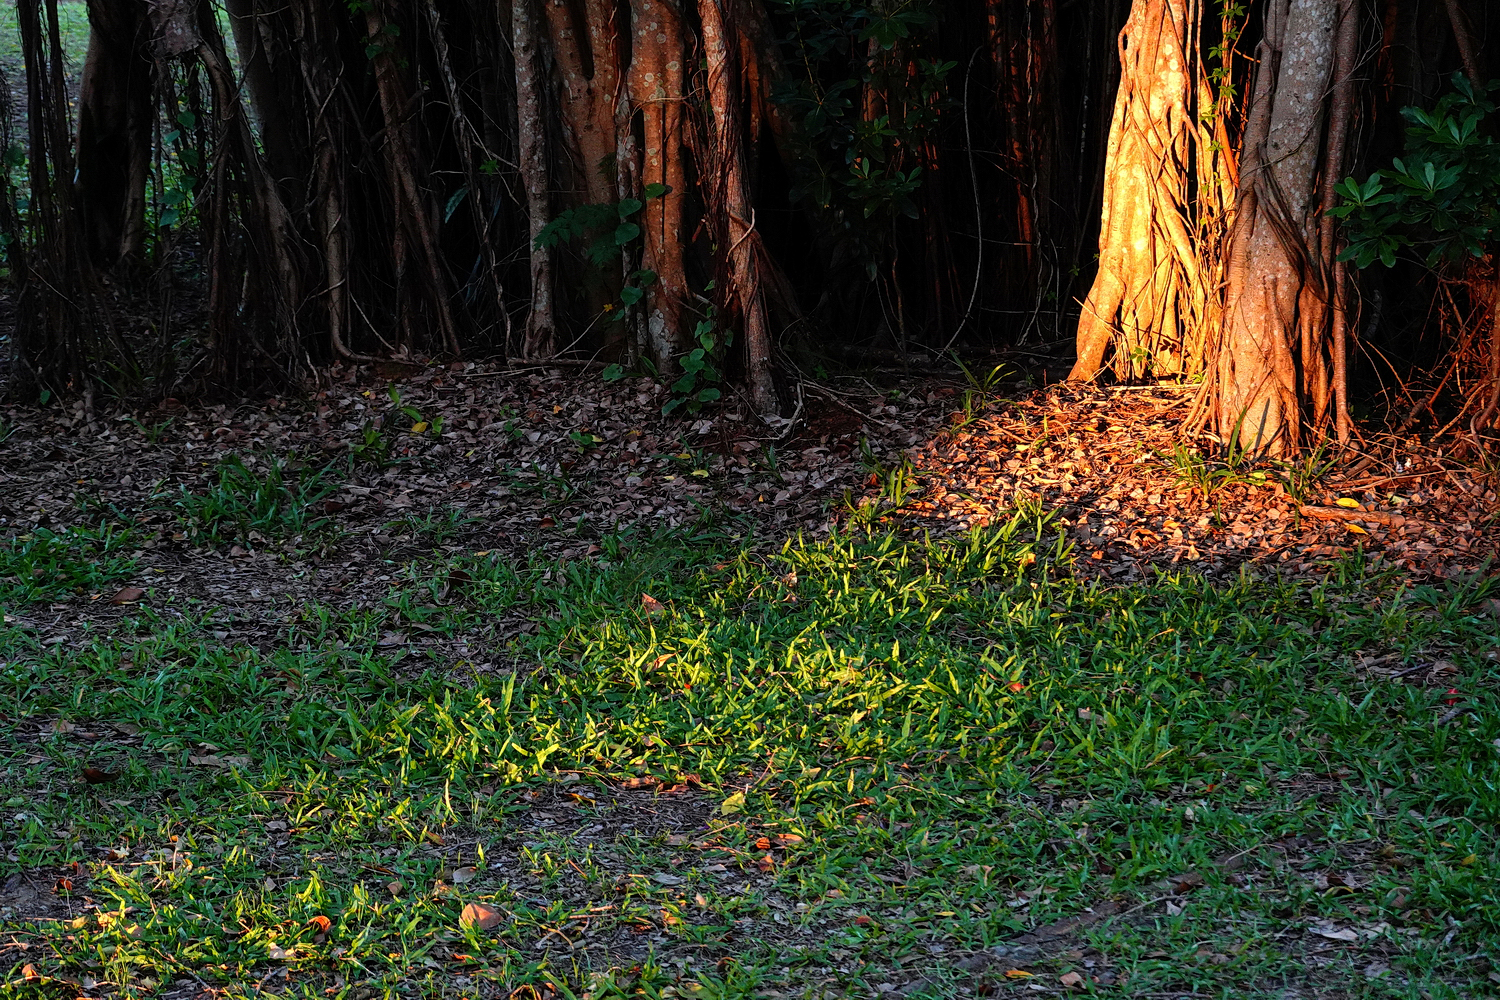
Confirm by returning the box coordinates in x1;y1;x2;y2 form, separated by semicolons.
188;754;251;769
109;587;145;605
1335;498;1362;509
20;964;40;983
652;873;685;885
411;421;429;434
719;791;745;815
641;593;666;615
854;915;873;926
54;877;73;893
387;881;403;897
49;719;77;734
460;902;503;931
1346;523;1368;535
1059;971;1085;989
1309;924;1360;941
306;915;332;934
82;767;119;784
267;943;291;960
756;854;775;872
773;833;804;847
451;866;479;885
1004;969;1034;979
754;836;772;850
539;516;556;528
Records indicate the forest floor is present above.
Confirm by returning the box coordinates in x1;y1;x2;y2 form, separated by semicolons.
1;361;1499;1000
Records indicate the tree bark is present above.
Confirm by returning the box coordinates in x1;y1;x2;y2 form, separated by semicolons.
1068;0;1216;383
1216;0;1341;454
514;0;557;358
628;0;688;369
699;0;777;414
76;0;153;268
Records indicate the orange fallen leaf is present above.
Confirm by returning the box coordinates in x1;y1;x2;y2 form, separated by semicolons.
1004;969;1035;979
641;594;666;615
754;837;772;850
854;915;872;926
460;902;503;931
20;963;40;982
773;834;804;847
1059;971;1085;989
756;854;775;872
306;915;332;934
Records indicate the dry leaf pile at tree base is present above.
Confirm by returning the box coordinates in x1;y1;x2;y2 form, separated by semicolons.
894;383;1499;582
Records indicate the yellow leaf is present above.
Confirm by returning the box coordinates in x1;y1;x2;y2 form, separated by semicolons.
1345;523;1368;535
411;421;428;434
1335;498;1361;509
719;791;745;815
1461;854;1478;866
691;469;710;478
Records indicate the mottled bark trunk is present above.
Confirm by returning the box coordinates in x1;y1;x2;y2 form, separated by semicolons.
1217;0;1341;454
628;0;688;369
543;0;621;208
699;0;776;414
77;0;153;268
514;0;556;357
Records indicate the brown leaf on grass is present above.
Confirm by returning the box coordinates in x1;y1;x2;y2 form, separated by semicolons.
20;964;40;983
49;719;77;734
450;866;479;885
109;587;145;605
756;854;776;872
773;833;804;847
459;902;503;930
306;915;332;934
1059;971;1085;989
641;593;666;615
81;767;119;784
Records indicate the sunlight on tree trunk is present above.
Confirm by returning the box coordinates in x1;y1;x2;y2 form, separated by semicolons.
1216;0;1345;454
1068;0;1230;384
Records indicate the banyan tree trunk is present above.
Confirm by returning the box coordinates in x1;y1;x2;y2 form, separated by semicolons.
699;0;777;414
1213;0;1354;454
629;0;689;370
76;0;154;269
1067;0;1227;383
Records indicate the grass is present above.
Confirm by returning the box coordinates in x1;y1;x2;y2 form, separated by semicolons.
2;496;1499;998
155;453;342;550
0;522;140;606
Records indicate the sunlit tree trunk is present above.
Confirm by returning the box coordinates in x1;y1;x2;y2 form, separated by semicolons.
1215;0;1349;454
1068;0;1226;382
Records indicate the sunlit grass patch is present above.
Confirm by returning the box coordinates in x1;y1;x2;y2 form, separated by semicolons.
1;514;1497;997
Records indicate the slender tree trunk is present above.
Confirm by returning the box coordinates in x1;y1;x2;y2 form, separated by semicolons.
699;0;776;414
513;0;556;357
629;0;688;370
1215;0;1341;454
77;0;154;268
